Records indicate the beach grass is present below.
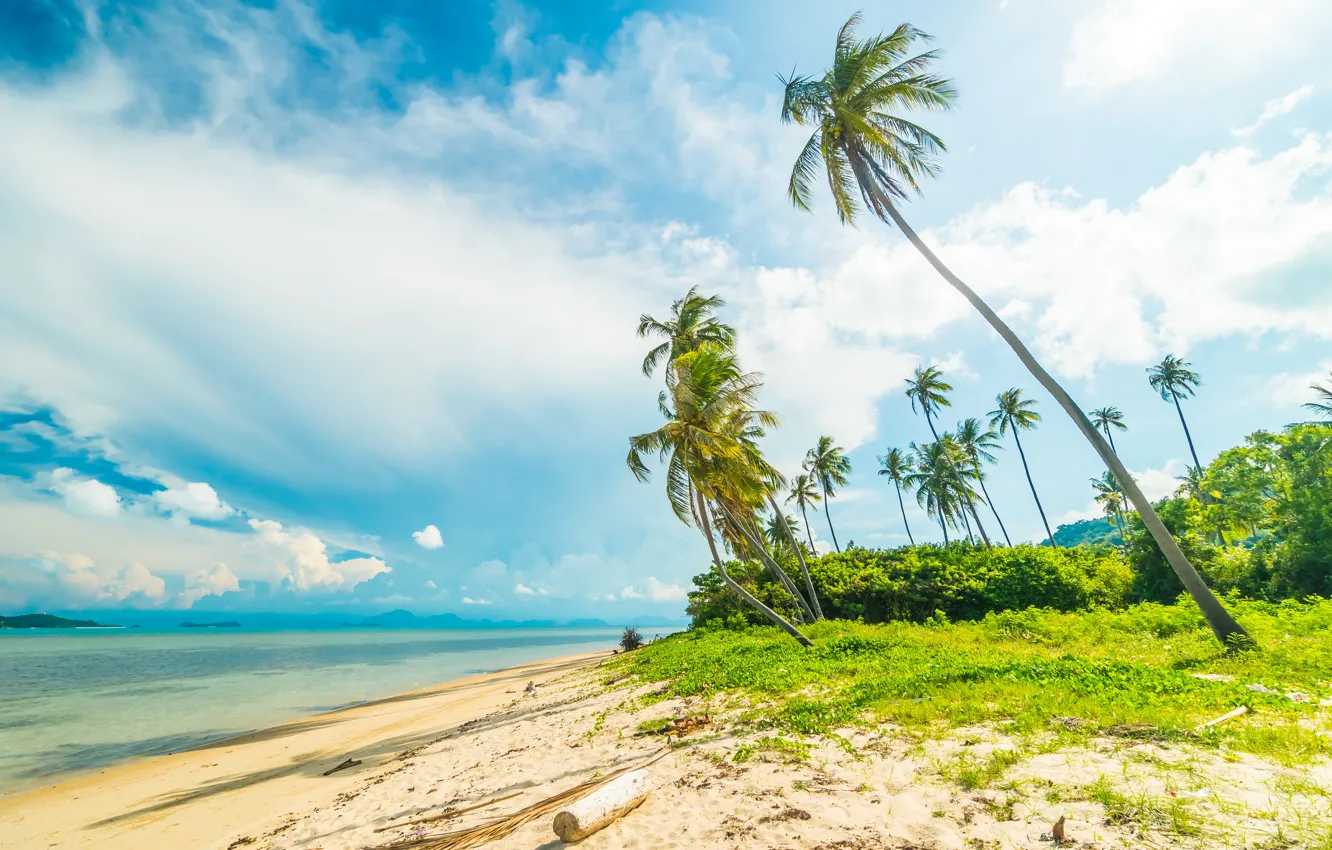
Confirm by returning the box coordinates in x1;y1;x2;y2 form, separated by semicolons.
609;598;1332;766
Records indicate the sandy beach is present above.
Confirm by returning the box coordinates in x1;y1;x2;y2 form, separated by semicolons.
5;644;1329;850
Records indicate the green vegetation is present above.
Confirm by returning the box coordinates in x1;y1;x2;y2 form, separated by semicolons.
1052;516;1123;548
0;613;105;628
612;599;1332;765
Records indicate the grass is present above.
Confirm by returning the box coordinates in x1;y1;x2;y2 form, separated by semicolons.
608;598;1332;765
733;736;811;764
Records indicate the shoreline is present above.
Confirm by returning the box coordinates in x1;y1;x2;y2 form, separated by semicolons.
0;648;613;850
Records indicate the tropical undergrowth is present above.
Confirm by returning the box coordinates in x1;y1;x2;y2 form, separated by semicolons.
611;598;1332;766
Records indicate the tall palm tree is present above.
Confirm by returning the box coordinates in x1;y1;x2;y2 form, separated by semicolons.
955;417;1011;546
786;473;822;553
637;286;736;382
627;343;811;645
779;14;1247;644
905;440;966;543
877;447;916;546
1091;471;1126;538
804;436;851;552
765;511;803;551
989;389;1056;549
1305;373;1332;420
1088;407;1128;454
1148;355;1205;472
903;366;991;547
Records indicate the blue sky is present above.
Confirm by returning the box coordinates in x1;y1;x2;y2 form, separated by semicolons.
1;0;1330;617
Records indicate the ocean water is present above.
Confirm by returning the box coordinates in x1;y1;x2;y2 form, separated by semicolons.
0;626;628;796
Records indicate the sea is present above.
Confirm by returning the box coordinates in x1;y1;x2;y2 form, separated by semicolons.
0;625;636;797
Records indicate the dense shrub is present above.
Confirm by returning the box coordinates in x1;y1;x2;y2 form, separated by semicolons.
686;543;1133;629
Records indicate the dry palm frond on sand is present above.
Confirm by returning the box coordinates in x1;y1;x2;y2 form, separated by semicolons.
372;749;669;850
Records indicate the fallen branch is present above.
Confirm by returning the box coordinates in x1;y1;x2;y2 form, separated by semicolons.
552;769;653;842
323;758;362;776
373;792;523;833
1201;706;1248;728
373;749;669;850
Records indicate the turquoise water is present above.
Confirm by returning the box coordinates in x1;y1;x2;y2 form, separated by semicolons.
0;627;626;796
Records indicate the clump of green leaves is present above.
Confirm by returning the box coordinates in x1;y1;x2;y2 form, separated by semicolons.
733;736;811;764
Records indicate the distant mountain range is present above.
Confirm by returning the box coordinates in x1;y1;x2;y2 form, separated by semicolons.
16;609;689;630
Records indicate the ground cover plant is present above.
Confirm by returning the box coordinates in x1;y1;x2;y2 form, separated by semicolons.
611;598;1332;767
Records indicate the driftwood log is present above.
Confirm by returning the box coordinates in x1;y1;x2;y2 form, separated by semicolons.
552;770;653;842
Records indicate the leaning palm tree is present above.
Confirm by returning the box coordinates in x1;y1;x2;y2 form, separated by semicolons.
1148;355;1206;473
903;366;991;547
804;436;852;552
1304;373;1332;420
955;417;1011;546
765;511;803;552
989;389;1056;549
876;447;916;546
779;14;1248;644
628;343;812;645
637;286;736;381
786;473;823;553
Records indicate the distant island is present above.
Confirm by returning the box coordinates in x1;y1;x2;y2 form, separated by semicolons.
179;621;242;628
0;613;108;629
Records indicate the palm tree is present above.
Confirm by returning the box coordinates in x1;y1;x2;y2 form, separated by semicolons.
1091;471;1126;538
637;286;736;381
1088;407;1128;454
903;366;991;547
905;440;966;543
877;447;916;546
627;343;812;645
804;436;851;552
765;511;803;551
1305;373;1332;420
1148;355;1205;472
955;417;1011;546
779;14;1247;645
786;473;822;553
989;389;1056;549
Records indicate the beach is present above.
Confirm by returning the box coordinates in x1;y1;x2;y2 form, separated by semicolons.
6;642;1327;850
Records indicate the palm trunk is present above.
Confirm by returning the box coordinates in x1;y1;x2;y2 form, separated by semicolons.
937;511;950;544
977;475;1012;546
799;504;817;552
1104;427;1130;521
893;482;916;546
820;481;841;552
1171;391;1204;473
694;488;811;646
1010;428;1057;549
877;196;1249;646
768;494;823;619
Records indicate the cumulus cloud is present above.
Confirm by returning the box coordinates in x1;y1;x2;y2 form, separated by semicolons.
177;562;241;607
39;551;167;605
47;468;121;517
619;585;645;599
646;576;687;602
247;518;389;591
461;597;491;605
514;583;537;595
154;482;234;520
412;524;445;549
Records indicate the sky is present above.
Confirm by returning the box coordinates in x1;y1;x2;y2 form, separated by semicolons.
1;0;1330;619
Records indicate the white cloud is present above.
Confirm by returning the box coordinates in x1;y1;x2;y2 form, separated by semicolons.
177;562;241;607
1267;361;1332;408
412;524;444;549
514;583;536;595
247;518;389;591
461;596;491;605
154;481;234;520
47;468;121;518
619;585;645;600
1130;459;1190;502
1063;0;1318;92
646;576;686;602
1233;85;1316;137
38;551;167;605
